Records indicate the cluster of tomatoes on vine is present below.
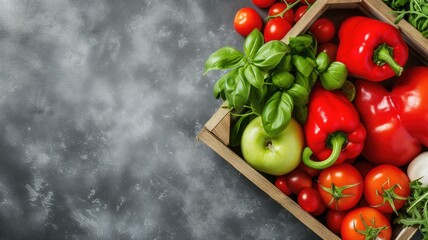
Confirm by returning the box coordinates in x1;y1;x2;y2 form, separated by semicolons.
234;0;337;60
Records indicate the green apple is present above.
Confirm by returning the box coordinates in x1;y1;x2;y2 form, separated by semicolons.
241;116;304;176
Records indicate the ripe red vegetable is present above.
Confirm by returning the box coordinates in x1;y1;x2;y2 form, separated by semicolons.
364;164;410;214
318;163;363;211
309;18;335;43
341;207;391;240
298;187;326;216
302;87;366;170
268;2;294;24
264;17;292;42
234;8;263;37
337;16;409;82
326;209;350;234
252;0;276;9
275;175;292;196
294;5;308;22
354;66;428;166
317;42;338;61
285;168;312;194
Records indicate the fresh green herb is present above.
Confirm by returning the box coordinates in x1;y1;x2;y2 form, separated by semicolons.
397;180;428;238
204;29;348;144
383;0;428;38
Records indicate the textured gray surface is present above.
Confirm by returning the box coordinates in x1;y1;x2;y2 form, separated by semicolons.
1;1;423;240
0;0;320;239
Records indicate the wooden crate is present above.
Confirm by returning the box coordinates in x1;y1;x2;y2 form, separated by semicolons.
198;0;426;239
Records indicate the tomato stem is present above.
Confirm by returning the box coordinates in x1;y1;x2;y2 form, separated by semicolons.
320;182;361;210
354;213;388;240
266;0;301;21
372;179;408;215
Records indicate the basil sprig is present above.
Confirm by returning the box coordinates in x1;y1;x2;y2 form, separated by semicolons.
205;29;289;112
205;29;349;144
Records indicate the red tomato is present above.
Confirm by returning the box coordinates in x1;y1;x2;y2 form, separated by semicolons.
252;0;276;8
285;168;312;194
275;175;292;196
263;18;292;42
300;0;316;4
341;207;391;240
298;187;326;216
285;0;299;3
318;163;363;211
294;5;308;22
326;209;350;235
268;3;294;24
364;164;410;213
353;160;374;179
234;8;263;37
309;18;336;43
298;162;320;177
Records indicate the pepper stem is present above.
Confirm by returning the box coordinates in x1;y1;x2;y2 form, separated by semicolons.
302;133;347;170
373;43;403;76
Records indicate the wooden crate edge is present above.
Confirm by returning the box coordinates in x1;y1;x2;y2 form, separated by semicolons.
361;0;428;59
197;127;340;240
394;226;419;240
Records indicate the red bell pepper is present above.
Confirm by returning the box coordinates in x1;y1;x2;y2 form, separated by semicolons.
354;66;428;166
302;87;366;170
337;16;408;82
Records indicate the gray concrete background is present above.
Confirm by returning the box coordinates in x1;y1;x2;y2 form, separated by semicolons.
0;0;422;239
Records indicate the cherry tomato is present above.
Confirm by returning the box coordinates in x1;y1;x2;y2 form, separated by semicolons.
275;175;292;196
298;187;326;216
326;209;350;235
285;0;299;3
234;7;263;37
298;162;320;177
353;160;374;179
341;207;391;240
264;18;292;42
268;3;294;25
294;5;308;22
285;168;312;194
364;164;410;213
317;42;337;62
309;18;336;43
318;163;363;211
300;0;316;4
252;0;277;8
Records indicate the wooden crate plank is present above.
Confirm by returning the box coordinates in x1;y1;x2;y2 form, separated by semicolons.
361;0;428;58
197;128;341;240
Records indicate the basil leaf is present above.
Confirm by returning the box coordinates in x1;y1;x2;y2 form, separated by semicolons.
244;29;264;59
277;54;293;72
295;72;311;93
292;55;314;77
289;35;313;53
243;64;264;89
319;62;348;90
213;72;229;99
253;41;290;72
286;83;309;107
249;85;268;115
294;105;308;125
225;68;250;110
262;91;294;136
230;112;253;147
204;47;243;74
309;70;318;88
316;52;330;73
272;70;294;89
